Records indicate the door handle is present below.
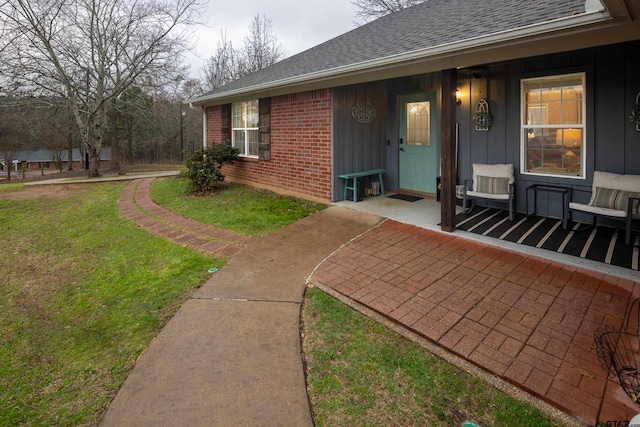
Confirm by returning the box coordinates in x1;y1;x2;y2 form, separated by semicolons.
400;147;405;152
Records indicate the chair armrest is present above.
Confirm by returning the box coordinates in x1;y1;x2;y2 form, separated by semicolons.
628;196;640;216
463;179;473;192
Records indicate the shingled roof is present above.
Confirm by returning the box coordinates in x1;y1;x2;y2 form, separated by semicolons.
190;0;609;105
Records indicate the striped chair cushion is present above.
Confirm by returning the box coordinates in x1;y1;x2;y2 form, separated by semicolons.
592;187;640;213
476;176;509;195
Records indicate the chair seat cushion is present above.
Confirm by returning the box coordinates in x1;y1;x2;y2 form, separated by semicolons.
569;202;627;218
467;190;510;201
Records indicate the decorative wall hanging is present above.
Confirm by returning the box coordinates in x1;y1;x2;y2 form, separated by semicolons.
630;91;640;132
351;101;376;123
472;98;493;131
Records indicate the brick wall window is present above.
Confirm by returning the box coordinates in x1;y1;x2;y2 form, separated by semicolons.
232;100;259;157
217;89;332;201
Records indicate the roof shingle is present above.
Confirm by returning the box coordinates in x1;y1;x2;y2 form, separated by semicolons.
197;0;586;99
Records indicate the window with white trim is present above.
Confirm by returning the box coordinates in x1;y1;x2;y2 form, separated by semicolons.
232;100;259;157
521;73;585;178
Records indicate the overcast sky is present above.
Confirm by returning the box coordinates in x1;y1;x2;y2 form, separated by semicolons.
185;0;359;77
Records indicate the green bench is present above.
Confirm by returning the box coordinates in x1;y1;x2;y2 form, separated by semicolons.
338;168;385;202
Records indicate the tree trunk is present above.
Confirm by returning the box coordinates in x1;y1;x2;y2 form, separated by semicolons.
87;145;100;177
110;112;121;173
4;153;15;181
87;114;103;177
67;125;73;171
127;119;134;162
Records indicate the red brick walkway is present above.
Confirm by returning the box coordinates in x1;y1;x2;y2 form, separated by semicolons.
118;178;249;258
309;219;640;426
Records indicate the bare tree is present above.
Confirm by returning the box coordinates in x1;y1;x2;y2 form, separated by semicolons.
0;0;203;177
0;113;18;180
202;32;245;90
121;75;203;164
201;14;285;91
38;108;75;171
0;106;35;180
351;0;425;25
242;14;285;75
106;86;154;171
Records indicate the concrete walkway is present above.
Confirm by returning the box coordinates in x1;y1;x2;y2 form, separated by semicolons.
101;179;382;426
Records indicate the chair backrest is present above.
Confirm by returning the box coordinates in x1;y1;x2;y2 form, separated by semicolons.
472;163;515;192
590;171;640;205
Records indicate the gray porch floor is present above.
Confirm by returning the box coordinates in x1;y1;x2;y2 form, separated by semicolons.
334;194;640;283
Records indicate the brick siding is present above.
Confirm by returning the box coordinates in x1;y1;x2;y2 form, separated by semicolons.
206;106;224;144
206;89;332;202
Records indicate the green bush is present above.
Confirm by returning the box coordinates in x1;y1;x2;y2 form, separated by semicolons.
185;143;239;192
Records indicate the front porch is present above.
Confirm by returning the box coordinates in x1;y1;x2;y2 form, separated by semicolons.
321;195;640;425
334;194;640;282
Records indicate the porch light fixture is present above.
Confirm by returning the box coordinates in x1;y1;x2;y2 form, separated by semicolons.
455;89;461;105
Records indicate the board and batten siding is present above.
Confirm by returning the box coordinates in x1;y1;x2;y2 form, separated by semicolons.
331;82;388;201
455;40;640;220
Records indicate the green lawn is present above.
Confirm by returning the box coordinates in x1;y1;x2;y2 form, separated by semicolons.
0;182;217;426
0;183;25;193
150;177;326;236
303;288;561;427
